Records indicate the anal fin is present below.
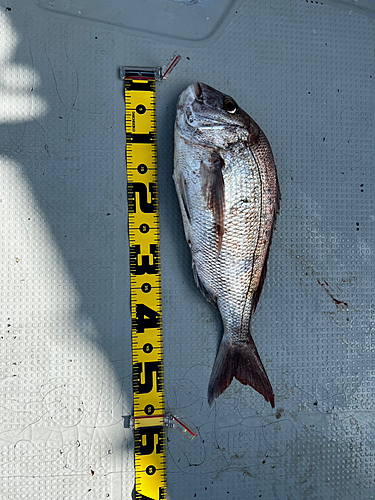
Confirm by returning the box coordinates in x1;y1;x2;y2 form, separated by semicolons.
192;260;217;306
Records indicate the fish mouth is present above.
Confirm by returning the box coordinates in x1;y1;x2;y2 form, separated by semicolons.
177;82;205;111
176;82;253;143
176;84;195;116
192;82;229;106
192;82;213;105
194;82;203;100
192;82;251;130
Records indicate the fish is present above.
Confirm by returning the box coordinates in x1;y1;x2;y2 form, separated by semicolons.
173;82;280;407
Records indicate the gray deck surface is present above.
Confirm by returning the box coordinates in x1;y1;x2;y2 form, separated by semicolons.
0;0;374;499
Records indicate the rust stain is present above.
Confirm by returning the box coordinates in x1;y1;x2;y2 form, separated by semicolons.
275;407;284;419
317;279;348;308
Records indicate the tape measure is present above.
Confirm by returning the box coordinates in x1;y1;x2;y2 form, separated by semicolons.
122;66;166;500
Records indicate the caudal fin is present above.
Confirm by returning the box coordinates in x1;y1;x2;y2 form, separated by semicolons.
207;336;275;407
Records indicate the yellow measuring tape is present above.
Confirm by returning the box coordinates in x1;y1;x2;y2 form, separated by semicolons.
122;67;166;500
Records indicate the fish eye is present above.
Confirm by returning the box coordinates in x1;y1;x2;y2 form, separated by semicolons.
224;99;236;114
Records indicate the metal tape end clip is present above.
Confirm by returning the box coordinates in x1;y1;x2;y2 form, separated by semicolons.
120;52;181;81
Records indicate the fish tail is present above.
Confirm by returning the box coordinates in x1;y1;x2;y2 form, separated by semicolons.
207;336;275;408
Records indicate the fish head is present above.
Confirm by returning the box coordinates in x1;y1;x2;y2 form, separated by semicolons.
175;82;259;149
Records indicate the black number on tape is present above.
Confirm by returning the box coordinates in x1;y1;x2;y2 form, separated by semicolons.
133;304;160;333
135;488;165;500
126;132;156;143
130;244;159;275
135;426;163;455
128;183;156;213
134;361;163;393
125;79;155;92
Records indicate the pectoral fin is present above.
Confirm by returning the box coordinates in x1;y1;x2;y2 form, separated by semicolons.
200;151;225;253
174;171;191;223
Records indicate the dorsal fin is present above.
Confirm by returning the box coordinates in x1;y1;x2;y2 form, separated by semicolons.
252;175;281;314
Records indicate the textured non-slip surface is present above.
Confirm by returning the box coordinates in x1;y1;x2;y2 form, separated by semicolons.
39;0;240;43
0;0;374;499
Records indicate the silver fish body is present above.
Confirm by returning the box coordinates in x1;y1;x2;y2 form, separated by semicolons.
173;83;280;407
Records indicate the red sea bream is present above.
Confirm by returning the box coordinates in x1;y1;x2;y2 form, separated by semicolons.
173;83;280;407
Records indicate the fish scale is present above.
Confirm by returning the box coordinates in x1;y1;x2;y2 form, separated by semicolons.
213;146;263;335
174;82;280;407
